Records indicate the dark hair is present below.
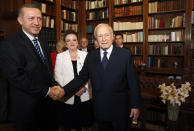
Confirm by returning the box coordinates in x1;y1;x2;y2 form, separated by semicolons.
64;30;78;40
115;33;123;39
18;4;41;17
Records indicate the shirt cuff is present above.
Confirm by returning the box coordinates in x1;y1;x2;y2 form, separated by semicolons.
45;87;51;97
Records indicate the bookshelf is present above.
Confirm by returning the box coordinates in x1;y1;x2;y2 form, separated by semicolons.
85;0;110;45
60;0;78;40
77;0;193;79
146;0;186;78
191;0;194;78
1;0;194;78
113;0;143;68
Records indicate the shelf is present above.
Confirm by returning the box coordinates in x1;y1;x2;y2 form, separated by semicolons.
133;54;143;56
47;40;56;42
148;41;184;44
144;68;184;75
86;32;94;35
86;18;109;22
114;15;143;20
42;27;55;30
86;6;108;12
149;27;185;31
62;19;77;24
123;42;143;44
114;1;143;8
42;12;56;17
33;0;55;5
148;55;184;57
61;5;77;12
114;29;143;32
149;10;185;16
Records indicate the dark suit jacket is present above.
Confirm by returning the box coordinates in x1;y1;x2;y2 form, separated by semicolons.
64;46;141;121
0;30;54;125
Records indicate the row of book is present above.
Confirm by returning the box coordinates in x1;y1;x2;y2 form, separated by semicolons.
60;22;78;35
148;15;184;29
42;16;55;28
114;0;142;5
148;31;184;42
86;25;94;33
129;45;142;55
85;0;107;10
148;44;184;56
122;32;143;42
61;0;77;9
149;0;185;14
87;9;109;20
39;28;56;43
61;10;76;21
147;56;183;69
87;35;96;45
133;59;143;68
113;21;143;31
32;1;55;16
191;11;194;24
48;41;56;52
114;5;142;17
170;15;185;28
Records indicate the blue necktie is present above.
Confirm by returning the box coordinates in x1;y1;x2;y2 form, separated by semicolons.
32;38;46;64
102;51;108;69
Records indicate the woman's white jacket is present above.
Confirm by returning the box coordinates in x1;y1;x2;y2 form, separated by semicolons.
54;50;90;105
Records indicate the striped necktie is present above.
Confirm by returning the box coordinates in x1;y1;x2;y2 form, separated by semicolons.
32;38;46;64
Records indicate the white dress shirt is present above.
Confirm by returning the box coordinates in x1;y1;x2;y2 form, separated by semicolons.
100;45;113;61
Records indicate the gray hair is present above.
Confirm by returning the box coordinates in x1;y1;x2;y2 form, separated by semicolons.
94;23;113;38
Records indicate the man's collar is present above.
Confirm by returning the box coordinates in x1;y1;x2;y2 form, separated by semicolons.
100;44;113;54
22;29;38;41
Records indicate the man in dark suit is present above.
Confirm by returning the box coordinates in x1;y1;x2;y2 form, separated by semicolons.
114;33;127;48
0;4;63;131
80;37;94;52
62;23;141;131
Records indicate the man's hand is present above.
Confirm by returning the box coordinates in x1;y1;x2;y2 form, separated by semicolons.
75;87;86;96
130;108;140;122
48;86;65;100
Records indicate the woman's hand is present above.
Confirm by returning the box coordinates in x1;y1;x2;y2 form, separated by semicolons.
75;87;86;96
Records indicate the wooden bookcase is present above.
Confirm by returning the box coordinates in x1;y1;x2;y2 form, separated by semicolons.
0;0;194;78
85;0;110;45
113;0;143;68
78;0;194;79
146;0;186;78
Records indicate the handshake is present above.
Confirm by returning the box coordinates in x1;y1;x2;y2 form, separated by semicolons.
48;86;65;100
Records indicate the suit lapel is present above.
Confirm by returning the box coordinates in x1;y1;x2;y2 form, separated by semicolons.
19;30;48;65
18;31;41;60
107;46;117;69
38;39;49;64
94;49;104;77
